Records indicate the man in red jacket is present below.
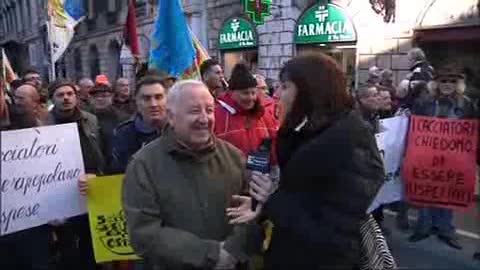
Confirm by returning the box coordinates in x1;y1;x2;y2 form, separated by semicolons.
214;63;278;166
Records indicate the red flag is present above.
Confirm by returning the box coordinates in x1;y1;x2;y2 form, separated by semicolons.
124;0;140;56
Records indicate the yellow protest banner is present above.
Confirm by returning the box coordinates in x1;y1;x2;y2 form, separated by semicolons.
87;175;140;263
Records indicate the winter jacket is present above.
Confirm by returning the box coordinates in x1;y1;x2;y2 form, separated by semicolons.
122;127;258;270
263;111;384;269
110;114;163;173
412;94;477;119
47;108;105;174
95;106;130;172
214;92;278;162
0;109;51;270
46;108;103;269
412;94;479;164
113;99;136;119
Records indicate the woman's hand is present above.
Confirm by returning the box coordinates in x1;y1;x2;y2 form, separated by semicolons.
226;195;261;224
250;171;275;204
78;174;96;196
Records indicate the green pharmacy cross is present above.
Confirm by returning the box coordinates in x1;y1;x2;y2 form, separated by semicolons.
244;0;271;24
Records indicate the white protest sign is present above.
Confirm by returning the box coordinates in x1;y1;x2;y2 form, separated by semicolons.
1;123;86;235
368;115;409;213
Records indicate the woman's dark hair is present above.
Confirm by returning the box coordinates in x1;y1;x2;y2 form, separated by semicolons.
279;53;353;132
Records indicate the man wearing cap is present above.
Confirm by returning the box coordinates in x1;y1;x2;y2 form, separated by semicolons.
214;63;278;178
409;65;477;250
90;83;129;171
110;76;168;173
46;79;104;270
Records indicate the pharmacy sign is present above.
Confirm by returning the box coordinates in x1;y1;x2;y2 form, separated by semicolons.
295;3;357;44
218;17;257;50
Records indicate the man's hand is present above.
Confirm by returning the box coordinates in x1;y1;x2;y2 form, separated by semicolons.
78;174;96;196
226;195;261;224
214;242;236;270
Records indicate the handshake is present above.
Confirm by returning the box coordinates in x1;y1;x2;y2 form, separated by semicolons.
216;171;277;269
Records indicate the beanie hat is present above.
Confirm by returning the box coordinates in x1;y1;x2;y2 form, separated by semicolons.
48;79;77;98
95;74;110;86
228;63;257;90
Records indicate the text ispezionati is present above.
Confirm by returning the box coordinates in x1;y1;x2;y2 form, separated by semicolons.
297;21;352;37
220;30;254;44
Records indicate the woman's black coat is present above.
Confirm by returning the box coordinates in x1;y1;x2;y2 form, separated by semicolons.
264;111;385;269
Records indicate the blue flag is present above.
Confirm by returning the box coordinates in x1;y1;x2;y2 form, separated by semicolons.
64;0;86;21
148;0;195;77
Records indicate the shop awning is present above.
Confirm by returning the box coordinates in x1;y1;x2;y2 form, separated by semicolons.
414;25;480;42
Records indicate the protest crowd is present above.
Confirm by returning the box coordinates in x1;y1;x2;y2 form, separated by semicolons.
1;2;480;270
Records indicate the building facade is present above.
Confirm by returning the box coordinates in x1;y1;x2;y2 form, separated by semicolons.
1;0;479;93
0;0;48;78
0;0;208;83
208;0;480;91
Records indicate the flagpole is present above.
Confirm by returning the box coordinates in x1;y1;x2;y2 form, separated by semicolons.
1;48;6;84
46;19;56;82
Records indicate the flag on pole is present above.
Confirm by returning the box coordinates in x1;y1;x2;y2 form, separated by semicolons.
124;0;140;58
47;0;86;63
148;0;196;77
180;30;210;80
1;48;18;85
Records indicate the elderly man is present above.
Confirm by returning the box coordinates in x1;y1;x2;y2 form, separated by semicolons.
89;83;128;171
408;65;475;250
10;83;44;129
122;80;262;269
77;77;95;112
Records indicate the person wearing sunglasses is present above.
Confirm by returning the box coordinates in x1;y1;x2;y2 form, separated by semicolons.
409;64;477;250
22;68;43;89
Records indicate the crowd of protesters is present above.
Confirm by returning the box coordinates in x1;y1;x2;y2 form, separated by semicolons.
0;48;479;270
